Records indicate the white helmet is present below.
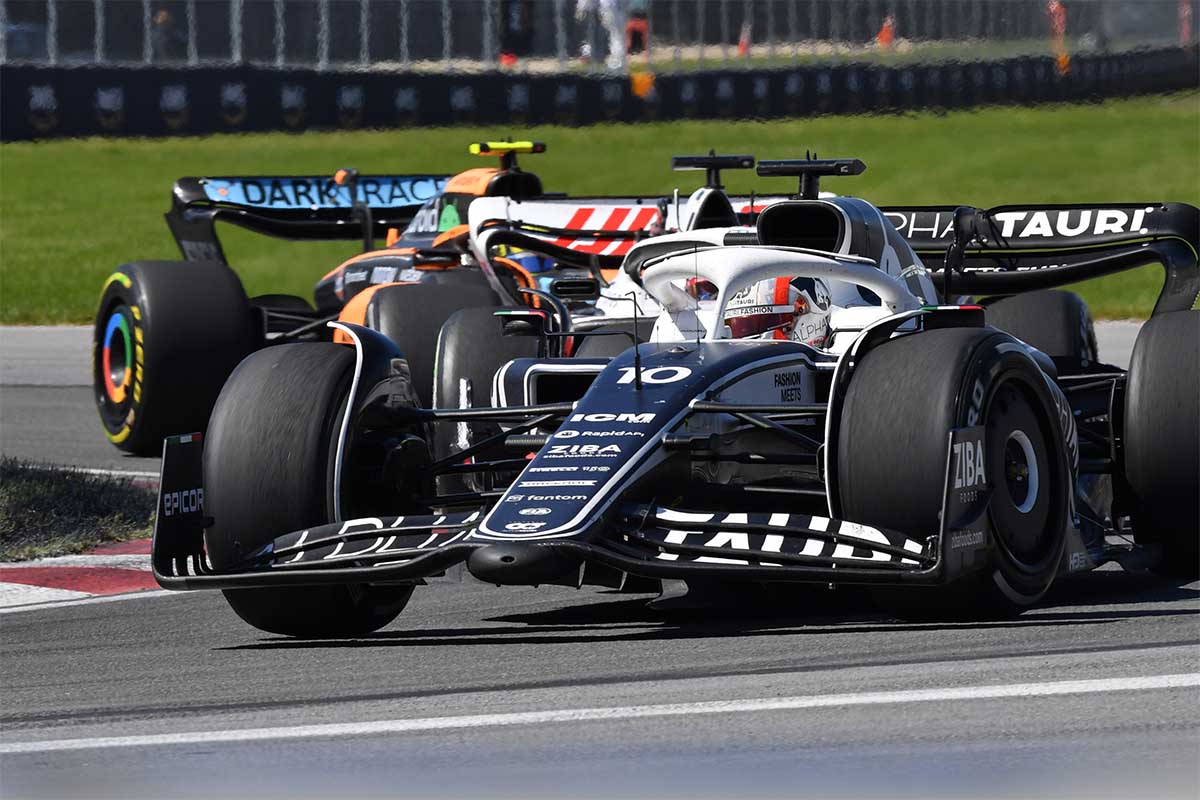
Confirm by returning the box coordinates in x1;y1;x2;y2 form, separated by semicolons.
723;276;832;346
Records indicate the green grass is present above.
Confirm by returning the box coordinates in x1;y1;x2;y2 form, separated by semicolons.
0;458;155;561
1;91;1197;324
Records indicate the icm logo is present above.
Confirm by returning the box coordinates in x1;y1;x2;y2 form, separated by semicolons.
570;413;655;424
519;508;552;516
953;439;985;489
505;521;546;532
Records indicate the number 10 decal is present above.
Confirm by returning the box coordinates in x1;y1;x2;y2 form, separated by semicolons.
616;366;692;385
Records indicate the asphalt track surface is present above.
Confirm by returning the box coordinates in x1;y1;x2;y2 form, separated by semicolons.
3;321;1197;799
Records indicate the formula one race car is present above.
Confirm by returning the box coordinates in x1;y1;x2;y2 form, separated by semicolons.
94;141;553;454
94;145;777;455
152;158;1198;637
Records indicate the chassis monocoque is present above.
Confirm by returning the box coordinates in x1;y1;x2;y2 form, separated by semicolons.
153;164;1199;637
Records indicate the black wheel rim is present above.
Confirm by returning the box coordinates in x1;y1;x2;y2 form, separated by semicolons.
985;379;1057;568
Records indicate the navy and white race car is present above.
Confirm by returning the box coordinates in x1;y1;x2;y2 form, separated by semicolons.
152;159;1199;637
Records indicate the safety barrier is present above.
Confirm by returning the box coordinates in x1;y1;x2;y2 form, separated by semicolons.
1;44;1195;141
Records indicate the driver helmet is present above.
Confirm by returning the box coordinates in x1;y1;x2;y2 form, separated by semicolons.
723;276;832;346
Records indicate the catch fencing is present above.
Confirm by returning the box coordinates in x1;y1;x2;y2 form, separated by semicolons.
1;0;1196;140
2;0;1192;72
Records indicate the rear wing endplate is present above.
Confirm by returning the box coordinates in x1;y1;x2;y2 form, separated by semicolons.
883;203;1200;314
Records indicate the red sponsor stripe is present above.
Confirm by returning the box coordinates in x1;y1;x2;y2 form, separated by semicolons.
773;276;791;305
88;538;152;555
0;567;158;595
574;208;632;255
609;207;660;256
552;208;595;248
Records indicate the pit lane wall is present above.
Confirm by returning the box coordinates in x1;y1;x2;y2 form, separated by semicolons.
2;45;1195;141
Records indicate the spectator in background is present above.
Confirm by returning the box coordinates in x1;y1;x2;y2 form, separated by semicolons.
500;0;534;65
576;0;627;71
627;0;649;55
151;7;185;62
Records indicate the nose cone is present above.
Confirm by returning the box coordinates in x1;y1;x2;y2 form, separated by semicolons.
467;544;581;586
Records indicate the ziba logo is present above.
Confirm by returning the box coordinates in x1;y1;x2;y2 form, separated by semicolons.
548;444;621;456
953;440;985;489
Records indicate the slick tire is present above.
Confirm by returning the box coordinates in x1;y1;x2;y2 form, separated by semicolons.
204;343;413;637
432;307;540;493
836;327;1071;618
94;261;259;455
1124;310;1200;578
572;319;655;359
983;290;1098;367
360;283;499;407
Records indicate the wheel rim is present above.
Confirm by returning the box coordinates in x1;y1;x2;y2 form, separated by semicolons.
985;379;1057;568
96;304;135;427
1003;430;1039;514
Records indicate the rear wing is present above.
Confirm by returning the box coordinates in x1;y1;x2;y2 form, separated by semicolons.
164;174;448;265
882;203;1200;314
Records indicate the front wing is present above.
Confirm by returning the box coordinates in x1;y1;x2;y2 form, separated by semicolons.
153;428;993;591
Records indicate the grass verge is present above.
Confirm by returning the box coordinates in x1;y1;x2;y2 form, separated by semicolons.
0;457;155;561
1;92;1197;323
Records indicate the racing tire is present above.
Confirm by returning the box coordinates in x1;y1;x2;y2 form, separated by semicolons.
1124;310;1200;577
836;327;1071;618
204;343;413;637
983;290;1098;367
572;319;655;359
363;283;499;407
93;261;259;455
432;307;540;492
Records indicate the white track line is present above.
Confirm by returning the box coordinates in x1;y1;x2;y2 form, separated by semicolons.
0;554;150;569
1;673;1195;755
0;589;173;615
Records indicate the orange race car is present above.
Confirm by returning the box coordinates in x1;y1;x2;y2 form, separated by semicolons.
94;142;551;454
